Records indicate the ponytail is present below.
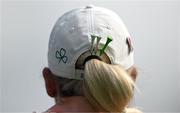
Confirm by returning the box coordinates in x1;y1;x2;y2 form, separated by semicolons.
83;59;135;112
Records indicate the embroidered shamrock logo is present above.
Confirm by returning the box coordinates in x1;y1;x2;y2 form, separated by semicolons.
56;48;68;64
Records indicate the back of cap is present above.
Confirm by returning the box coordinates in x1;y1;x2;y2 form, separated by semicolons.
48;5;134;80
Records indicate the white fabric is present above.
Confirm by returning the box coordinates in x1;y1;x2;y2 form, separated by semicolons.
48;5;134;80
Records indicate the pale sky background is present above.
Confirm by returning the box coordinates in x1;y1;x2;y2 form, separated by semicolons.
0;0;180;112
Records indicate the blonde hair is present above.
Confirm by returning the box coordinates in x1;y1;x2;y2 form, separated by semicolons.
55;59;141;113
83;59;136;112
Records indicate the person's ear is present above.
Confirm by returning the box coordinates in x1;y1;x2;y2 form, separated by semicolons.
128;66;137;81
42;67;57;97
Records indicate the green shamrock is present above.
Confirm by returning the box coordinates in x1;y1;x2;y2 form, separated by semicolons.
56;48;68;64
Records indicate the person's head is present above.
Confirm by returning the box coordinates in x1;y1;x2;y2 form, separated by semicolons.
43;5;138;112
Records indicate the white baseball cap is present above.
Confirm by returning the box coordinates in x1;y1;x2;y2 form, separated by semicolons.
48;5;134;80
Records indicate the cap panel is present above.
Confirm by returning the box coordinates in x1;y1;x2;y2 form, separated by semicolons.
48;8;91;78
89;7;133;69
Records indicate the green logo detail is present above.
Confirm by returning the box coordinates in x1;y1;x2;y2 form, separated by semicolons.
90;35;113;56
56;48;68;64
100;36;112;56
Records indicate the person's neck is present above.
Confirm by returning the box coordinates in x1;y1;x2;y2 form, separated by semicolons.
46;96;96;113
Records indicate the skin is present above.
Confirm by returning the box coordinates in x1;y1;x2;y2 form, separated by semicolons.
42;66;137;112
